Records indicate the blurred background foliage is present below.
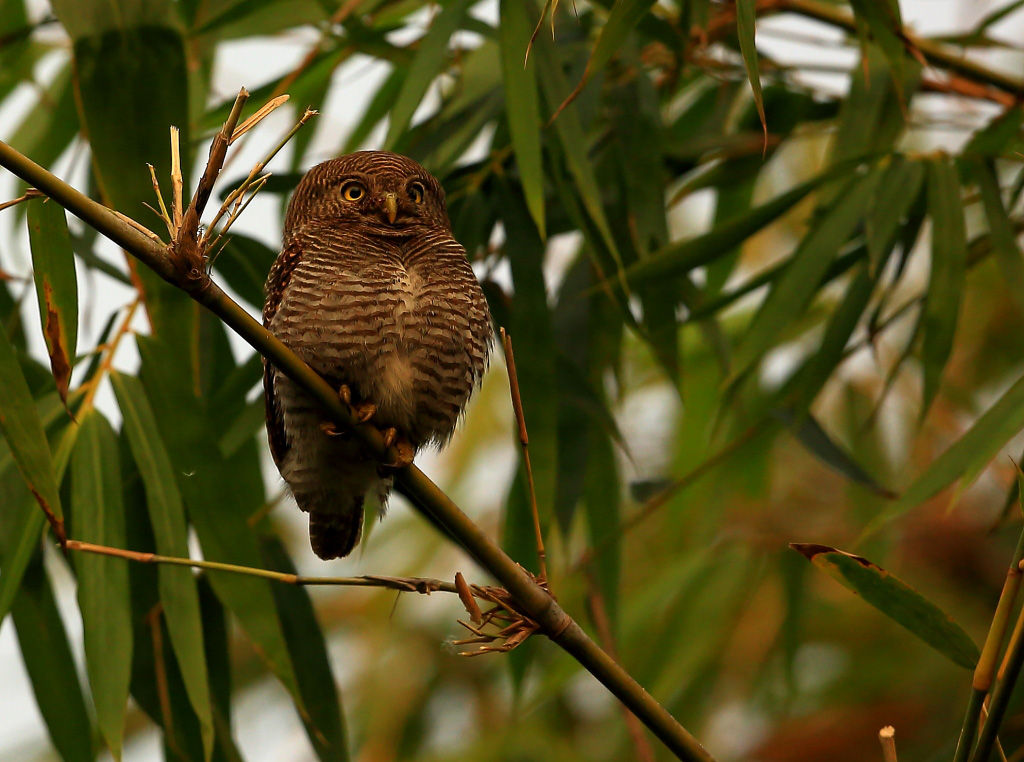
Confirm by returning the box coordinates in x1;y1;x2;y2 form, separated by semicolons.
2;0;1024;760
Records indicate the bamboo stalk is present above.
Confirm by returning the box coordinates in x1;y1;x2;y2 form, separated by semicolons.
0;136;717;762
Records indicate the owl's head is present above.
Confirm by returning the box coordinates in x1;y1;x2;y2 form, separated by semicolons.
283;151;450;240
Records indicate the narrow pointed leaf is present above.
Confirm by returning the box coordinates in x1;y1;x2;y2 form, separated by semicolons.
27;197;78;404
111;372;214;760
614;162;857;290
848;0;907;90
0;420;77;629
560;0;656;116
869;371;1024;534
584;423;621;626
0;319;65;539
921;157;967;416
11;559;94;762
500;0;545;237
535;36;623;267
792;543;979;669
866;158;925;274
262;537;350;762
71;410;133;761
732;169;880;381
385;0;474;148
736;0;766;137
975;159;1024;318
136;339;305;722
775;409;894;497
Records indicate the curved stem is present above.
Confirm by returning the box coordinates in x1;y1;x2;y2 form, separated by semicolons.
0;138;716;762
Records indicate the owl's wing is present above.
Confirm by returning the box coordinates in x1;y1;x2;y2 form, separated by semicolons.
263;240;304;468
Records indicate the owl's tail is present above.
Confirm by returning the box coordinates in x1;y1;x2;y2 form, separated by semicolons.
308;504;364;560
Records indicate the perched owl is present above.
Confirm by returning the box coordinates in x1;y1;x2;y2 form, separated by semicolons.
263;151;492;560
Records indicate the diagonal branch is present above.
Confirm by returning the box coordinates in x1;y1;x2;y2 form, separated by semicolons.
0;137;717;762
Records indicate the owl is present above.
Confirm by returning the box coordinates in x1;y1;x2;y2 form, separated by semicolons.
263;151;492;560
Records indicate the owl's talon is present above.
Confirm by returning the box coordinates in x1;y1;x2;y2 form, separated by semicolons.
338;384;376;423
353;400;377;424
381;428;415;469
321;421;344;437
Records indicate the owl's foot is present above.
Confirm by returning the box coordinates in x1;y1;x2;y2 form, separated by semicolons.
338;384;377;423
380;427;415;469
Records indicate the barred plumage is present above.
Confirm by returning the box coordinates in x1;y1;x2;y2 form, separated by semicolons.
263;151;492;559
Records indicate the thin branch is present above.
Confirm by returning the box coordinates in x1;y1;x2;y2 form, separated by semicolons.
501;328;549;586
879;727;897;762
147;164;174;239
771;0;1024;97
0;134;716;762
79;298;140;414
0;187;43;213
66;539;458;593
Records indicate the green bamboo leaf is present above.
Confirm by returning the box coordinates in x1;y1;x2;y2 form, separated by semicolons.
830;45;919;169
0;315;65;540
499;0;545;237
7;61;78;196
736;0;766;138
964;107;1024;158
866;158;925;274
868;370;1024;535
71;410;132;761
776;409;894;498
218;399;266;459
11;557;94;762
192;0;310;35
56;3;194;343
121;449;213;762
921;157;967;417
783;263;876;418
384;0;474;148
262;537;350;762
792;543;979;669
0;392;66;478
613;162;856;291
111;372;214;761
731;169;880;382
975;159;1024;318
196;577;247;762
27;198;78;404
343;65;405;154
0;419;77;630
584;423;621;626
534;35;623;267
555;0;657;121
135;338;306;722
848;0;907;91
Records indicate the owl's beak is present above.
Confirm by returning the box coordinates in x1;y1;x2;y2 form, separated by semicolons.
383;192;398;224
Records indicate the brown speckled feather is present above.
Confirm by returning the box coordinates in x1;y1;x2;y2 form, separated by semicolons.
263;241;303;469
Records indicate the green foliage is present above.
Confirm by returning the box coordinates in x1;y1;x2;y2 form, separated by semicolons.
3;0;1024;760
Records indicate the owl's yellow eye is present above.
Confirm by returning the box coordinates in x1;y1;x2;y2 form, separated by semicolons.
408;182;425;204
341;182;365;202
